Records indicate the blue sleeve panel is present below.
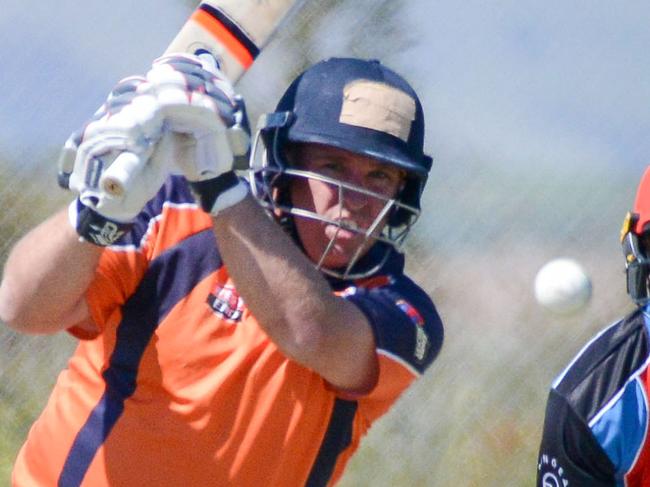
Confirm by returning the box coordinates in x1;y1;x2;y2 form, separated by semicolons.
344;273;443;375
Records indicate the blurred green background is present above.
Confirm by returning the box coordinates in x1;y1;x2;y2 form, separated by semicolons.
1;0;645;485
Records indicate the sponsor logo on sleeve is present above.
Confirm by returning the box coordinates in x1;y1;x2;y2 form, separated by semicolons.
537;453;569;487
337;286;358;298
396;299;430;362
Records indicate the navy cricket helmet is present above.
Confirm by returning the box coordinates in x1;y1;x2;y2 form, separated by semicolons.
248;57;433;278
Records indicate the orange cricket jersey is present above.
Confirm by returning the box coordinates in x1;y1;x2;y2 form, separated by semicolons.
12;177;443;487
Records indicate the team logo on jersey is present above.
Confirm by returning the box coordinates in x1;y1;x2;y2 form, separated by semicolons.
396;299;429;362
537;453;569;487
207;283;245;322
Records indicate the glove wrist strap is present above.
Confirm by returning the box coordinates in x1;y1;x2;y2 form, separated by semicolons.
68;199;133;246
189;171;249;216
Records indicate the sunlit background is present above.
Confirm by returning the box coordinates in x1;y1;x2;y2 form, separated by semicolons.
1;1;648;485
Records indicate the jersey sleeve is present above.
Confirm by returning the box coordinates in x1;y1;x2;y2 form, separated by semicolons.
341;274;443;420
537;388;617;487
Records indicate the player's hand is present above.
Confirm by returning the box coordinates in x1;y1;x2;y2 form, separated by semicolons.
58;76;170;245
146;53;250;215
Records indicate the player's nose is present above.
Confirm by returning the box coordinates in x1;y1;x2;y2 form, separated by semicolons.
340;186;370;212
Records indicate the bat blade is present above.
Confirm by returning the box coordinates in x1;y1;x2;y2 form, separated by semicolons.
100;0;303;197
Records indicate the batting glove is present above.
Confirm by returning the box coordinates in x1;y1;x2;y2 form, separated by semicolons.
58;76;169;246
145;53;251;216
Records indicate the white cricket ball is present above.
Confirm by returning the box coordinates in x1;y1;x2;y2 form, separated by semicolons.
534;258;592;314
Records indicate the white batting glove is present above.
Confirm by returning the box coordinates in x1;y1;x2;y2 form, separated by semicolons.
146;53;250;215
58;77;169;245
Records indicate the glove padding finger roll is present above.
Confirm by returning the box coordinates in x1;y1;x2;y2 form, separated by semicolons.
73;91;166;217
68;133;177;246
145;53;251;215
58;75;176;245
57;76;152;191
149;132;249;217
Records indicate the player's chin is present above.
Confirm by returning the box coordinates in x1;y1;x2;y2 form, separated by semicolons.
320;252;355;270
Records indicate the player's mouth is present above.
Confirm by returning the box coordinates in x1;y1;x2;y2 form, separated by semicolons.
325;219;365;242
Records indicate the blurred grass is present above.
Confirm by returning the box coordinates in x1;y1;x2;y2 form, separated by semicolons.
0;156;73;483
0;334;75;482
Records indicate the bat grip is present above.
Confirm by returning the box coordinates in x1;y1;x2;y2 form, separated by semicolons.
99;151;144;197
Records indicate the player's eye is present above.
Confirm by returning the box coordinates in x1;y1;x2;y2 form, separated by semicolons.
368;169;394;182
366;169;403;195
316;160;345;176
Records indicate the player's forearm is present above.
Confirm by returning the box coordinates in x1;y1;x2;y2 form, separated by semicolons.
213;196;336;348
0;208;101;333
212;195;377;391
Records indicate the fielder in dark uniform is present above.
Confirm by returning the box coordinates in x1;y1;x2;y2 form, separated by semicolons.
537;167;650;487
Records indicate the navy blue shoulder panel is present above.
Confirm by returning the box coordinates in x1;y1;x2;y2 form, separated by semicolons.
339;250;443;375
348;274;443;374
554;308;649;422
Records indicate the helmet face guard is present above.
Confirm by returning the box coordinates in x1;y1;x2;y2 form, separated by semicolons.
247;58;433;279
621;167;650;305
249;115;420;279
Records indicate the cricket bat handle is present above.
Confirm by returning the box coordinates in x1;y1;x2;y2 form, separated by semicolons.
100;0;302;197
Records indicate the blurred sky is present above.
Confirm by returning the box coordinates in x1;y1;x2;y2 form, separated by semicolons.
404;1;650;176
0;1;648;178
